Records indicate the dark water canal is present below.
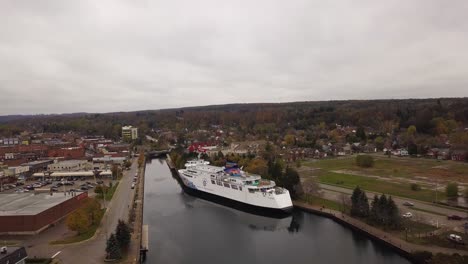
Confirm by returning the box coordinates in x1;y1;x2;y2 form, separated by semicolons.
143;159;411;264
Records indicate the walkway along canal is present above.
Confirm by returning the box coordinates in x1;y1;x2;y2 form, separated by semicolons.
143;158;412;264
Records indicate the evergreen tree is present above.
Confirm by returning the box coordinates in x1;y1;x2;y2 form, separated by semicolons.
356;127;367;141
282;166;301;199
358;191;370;217
369;195;379;223
377;194;388;226
270;160;283;180
115;220;131;249
351;186;363;217
387;196;400;229
351;188;370;218
106;233;122;260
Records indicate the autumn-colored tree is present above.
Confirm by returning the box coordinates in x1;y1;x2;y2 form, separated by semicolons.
245;158;268;177
407;125;417;136
66;208;91;234
82;198;103;225
284;134;295;145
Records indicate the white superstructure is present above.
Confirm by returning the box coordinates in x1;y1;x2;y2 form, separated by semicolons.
178;160;293;212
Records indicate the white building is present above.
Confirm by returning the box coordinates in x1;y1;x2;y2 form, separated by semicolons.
4;166;29;177
48;160;92;172
122;126;138;140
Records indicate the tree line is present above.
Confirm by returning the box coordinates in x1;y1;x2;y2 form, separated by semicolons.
351;187;401;229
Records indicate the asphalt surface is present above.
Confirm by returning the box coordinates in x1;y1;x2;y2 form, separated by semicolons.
319;183;468;229
13;159;138;263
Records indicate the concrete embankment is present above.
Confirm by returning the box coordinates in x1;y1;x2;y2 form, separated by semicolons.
126;157;146;263
293;201;468;262
166;154;176;171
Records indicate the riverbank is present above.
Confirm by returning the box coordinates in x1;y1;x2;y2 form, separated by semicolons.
121;156;146;263
293;201;468;261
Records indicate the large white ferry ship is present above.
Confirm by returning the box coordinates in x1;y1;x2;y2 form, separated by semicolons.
178;160;293;215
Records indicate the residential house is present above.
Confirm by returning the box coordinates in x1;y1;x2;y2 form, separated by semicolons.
451;150;467;162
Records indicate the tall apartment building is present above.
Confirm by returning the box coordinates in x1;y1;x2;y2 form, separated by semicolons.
122;126;138;140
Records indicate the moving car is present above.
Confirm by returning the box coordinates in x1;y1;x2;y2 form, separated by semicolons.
448;215;463;220
402;212;413;218
448;234;465;244
403;201;414;207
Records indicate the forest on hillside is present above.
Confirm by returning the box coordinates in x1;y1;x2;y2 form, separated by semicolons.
0;98;467;149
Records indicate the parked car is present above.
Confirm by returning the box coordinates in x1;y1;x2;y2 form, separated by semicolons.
448;215;463;220
448;234;465;244
96;180;104;184
50;187;58;192
131;183;135;189
403;201;414;207
80;186;89;191
402;212;413;218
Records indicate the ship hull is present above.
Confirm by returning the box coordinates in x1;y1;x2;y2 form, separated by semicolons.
172;171;293;218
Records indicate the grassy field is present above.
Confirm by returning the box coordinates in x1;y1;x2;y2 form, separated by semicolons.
394;220;439;244
302;155;468;182
406;230;468;250
300;194;348;212
411;207;447;216
50;208;106;245
317;171;446;202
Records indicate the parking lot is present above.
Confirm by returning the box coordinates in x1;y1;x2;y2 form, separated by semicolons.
0;176;116;196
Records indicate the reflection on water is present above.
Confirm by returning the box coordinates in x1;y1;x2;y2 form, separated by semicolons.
143;159;411;264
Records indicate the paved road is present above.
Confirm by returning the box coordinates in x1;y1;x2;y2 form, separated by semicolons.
18;159;138;263
58;159;138;263
319;183;468;229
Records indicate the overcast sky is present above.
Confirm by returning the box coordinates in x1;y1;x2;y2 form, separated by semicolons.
1;0;467;115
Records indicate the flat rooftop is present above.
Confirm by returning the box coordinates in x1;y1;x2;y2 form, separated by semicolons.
0;192;83;216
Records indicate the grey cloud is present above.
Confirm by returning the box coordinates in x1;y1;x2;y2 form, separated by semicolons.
0;0;467;115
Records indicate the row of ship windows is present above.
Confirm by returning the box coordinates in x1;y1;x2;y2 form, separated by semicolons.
211;180;243;191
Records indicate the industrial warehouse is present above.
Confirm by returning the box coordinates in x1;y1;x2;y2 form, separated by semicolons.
0;192;87;234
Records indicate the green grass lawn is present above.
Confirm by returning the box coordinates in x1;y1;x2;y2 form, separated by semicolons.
300;194;348;212
411;207;447;216
302;155;468;181
318;171;446;202
50;208;106;245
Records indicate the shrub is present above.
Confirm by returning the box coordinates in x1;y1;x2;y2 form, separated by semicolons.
356;155;374;168
410;183;421;191
446;182;459;198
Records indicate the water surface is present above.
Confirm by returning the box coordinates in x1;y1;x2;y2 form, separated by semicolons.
143;159;411;264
